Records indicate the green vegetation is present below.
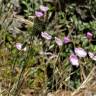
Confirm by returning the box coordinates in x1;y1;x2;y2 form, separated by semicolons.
0;0;96;96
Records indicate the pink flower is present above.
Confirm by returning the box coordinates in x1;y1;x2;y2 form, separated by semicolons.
86;32;93;40
69;54;79;67
16;43;22;50
55;37;63;46
41;32;52;40
64;36;70;44
88;52;96;61
40;5;49;12
74;48;87;58
35;11;44;17
16;43;27;51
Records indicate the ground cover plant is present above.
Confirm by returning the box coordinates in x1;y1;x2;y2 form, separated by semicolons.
0;0;96;96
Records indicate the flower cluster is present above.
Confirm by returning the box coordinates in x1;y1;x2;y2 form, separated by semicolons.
41;32;71;45
35;5;49;17
35;5;94;67
40;31;95;67
69;47;87;67
69;47;96;67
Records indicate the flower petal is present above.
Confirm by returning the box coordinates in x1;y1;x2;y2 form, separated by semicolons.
41;32;52;40
55;37;63;46
40;5;49;12
86;32;93;39
16;43;22;50
88;52;96;61
64;36;70;44
35;11;44;17
75;48;87;58
16;43;27;51
69;54;79;67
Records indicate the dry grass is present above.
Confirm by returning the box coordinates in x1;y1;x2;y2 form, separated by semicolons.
47;67;96;96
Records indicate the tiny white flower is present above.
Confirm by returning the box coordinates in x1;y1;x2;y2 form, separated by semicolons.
55;37;63;46
69;54;79;67
74;47;87;58
16;43;22;50
23;47;27;51
16;43;27;51
41;32;52;40
88;52;96;61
